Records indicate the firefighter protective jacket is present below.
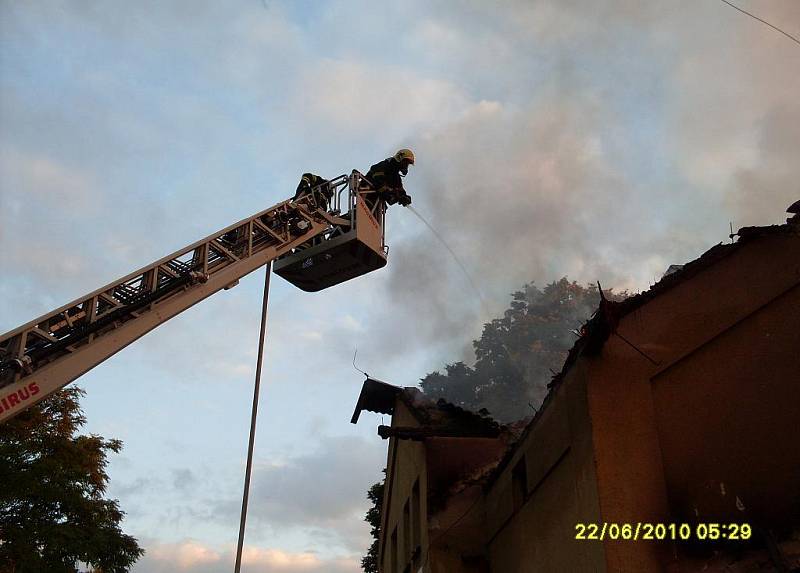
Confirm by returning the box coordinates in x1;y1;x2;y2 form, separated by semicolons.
365;158;410;205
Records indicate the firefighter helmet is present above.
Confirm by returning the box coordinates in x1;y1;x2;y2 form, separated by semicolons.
394;148;415;165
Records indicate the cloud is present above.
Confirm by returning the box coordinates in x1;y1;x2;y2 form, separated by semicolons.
727;104;800;226
147;541;218;570
0;145;98;209
339;314;365;333
173;468;197;492
656;1;800;228
350;0;800;364
135;541;358;573
105;434;384;557
357;92;642;359
207;435;384;552
292;59;470;139
0;145;102;317
113;476;164;499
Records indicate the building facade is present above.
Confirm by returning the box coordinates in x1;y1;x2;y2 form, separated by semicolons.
352;215;800;572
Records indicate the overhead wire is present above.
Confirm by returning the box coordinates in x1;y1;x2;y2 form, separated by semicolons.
718;0;800;47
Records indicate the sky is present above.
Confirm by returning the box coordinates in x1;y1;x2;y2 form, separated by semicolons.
1;1;798;571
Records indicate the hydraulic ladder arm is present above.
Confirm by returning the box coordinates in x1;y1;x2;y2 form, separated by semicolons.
0;195;335;423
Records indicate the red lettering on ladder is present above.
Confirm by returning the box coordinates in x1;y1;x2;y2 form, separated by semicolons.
0;382;42;415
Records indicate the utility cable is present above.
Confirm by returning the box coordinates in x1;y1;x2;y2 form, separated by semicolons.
234;261;273;573
614;331;661;367
718;0;800;47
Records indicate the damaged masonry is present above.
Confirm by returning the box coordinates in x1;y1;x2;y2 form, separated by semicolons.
352;379;524;573
352;206;800;573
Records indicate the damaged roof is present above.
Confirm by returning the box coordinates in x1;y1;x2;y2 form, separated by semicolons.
550;215;800;391
350;377;402;424
351;377;511;439
353;214;799;497
399;387;503;434
486;215;800;490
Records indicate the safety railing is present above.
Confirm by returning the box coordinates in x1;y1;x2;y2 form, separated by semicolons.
291;170;387;250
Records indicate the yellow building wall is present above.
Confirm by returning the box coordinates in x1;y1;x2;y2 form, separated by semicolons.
587;231;800;572
378;231;799;573
381;400;429;573
485;232;799;573
486;361;606;572
651;283;800;529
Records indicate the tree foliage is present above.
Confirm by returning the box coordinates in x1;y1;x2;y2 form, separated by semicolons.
361;474;385;573
0;387;143;573
421;278;627;422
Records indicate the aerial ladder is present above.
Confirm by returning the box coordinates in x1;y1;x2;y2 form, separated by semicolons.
0;171;390;423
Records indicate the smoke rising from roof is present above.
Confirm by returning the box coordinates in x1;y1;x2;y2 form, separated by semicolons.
354;0;800;366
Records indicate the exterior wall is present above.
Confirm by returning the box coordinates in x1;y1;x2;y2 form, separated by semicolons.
425;436;509;502
426;483;489;573
587;231;800;572
485;361;606;572
585;337;672;571
651;282;800;528
381;405;511;573
381;401;429;573
376;231;799;573
424;437;508;573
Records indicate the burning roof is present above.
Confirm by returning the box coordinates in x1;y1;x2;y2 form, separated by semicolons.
351;376;510;437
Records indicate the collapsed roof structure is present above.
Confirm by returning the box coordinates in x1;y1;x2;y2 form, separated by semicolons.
353;204;800;573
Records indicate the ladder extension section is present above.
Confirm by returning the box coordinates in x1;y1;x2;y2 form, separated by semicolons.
0;199;331;422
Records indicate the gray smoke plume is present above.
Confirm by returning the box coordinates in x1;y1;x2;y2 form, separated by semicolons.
355;0;800;365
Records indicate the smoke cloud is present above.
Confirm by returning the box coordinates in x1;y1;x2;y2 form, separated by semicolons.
353;0;800;364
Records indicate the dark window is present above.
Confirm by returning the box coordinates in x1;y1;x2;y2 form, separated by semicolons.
512;456;527;511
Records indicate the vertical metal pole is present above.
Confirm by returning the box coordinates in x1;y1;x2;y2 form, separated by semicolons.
234;261;272;573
